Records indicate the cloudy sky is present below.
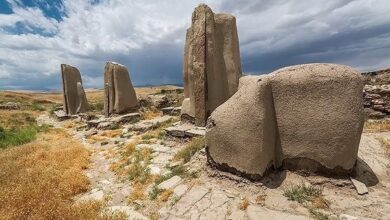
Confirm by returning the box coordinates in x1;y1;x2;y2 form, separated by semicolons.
0;0;389;90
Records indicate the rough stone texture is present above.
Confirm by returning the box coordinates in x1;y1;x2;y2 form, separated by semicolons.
104;62;138;116
206;63;364;177
61;64;89;115
157;176;182;190
165;124;205;138
181;4;242;126
363;84;390;119
350;177;369;195
206;75;276;178
246;205;310;220
271;63;364;172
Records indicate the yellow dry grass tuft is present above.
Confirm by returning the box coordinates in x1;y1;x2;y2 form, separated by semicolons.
377;137;390;155
159;190;173;202
142;108;162;120
364;120;390;132
101;129;122;138
0;128;122;219
239;197;250;210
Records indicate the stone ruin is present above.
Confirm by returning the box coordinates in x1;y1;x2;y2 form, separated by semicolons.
181;4;242;126
61;64;89;115
104;61;138;117
206;63;364;179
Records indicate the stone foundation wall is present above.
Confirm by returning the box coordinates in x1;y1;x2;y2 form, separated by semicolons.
362;69;390;119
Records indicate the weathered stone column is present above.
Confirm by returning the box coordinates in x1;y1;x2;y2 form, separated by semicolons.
181;4;242;126
61;64;89;115
104;61;138;116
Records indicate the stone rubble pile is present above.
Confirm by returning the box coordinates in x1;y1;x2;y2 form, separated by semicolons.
363;84;390;119
0;102;20;110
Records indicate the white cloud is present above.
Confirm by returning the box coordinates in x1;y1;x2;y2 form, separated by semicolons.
0;0;389;89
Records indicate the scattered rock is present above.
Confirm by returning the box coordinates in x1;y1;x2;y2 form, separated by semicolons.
185;127;206;137
148;94;171;109
148;165;161;175
97;121;114;129
85;129;98;137
101;141;109;146
246;205;310;220
110;113;140;124
0;102;20;110
350;177;369;195
129;115;173;132
165;124;205;138
339;214;358;220
157;176;182;190
161;107;181;116
53;110;70;121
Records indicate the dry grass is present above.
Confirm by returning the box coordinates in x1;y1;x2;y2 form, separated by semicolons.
101;129;122;138
159;190;173;202
377;137;390;155
0;110;38;130
173;136;205;163
239;197;249;210
142;108;163;120
364;120;390;132
0;128;124;219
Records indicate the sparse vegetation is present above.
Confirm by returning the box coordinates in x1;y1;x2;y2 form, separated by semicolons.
149;185;164;200
0;112;49;149
239;197;250;210
173;136;205;163
283;183;329;220
377;137;390;156
141;107;162;120
89;101;104;112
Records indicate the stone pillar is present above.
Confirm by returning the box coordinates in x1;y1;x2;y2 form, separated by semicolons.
104;61;138;116
181;4;242;126
61;64;89;115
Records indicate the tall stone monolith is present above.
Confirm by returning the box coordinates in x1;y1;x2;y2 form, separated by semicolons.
104;61;138;117
61;64;89;115
181;4;242;126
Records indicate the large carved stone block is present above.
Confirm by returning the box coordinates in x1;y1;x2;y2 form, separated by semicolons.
271;63;364;172
206;76;276;179
61;64;89;115
104;62;138;116
206;63;364;178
